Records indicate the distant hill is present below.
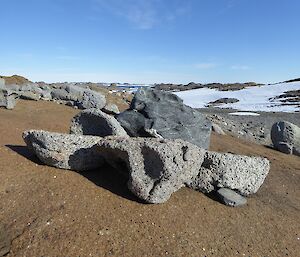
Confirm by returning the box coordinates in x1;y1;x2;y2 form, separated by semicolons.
284;78;300;83
0;75;31;85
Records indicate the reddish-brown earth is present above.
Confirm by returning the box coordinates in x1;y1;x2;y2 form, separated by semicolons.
0;100;299;257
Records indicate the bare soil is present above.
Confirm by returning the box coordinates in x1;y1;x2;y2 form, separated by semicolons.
0;100;299;257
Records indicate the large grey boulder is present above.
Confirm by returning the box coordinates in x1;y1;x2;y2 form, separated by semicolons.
78;90;106;109
70;109;128;137
271;121;300;156
23;130;105;171
0;89;18;109
187;151;270;196
117;88;212;149
96;137;206;203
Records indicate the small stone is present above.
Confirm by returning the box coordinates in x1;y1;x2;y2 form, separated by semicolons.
217;188;247;207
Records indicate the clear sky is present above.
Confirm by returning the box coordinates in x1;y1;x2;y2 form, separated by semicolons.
1;0;299;84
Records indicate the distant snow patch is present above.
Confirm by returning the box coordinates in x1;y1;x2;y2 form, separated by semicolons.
229;112;260;116
175;82;300;112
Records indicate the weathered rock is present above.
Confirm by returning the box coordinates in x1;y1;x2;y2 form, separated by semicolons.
96;137;206;203
23;130;105;171
102;103;120;115
51;88;79;102
18;91;40;101
0;89;18;109
117;88;212;149
212;123;226;135
70;109;128;137
216;188;247;207
271;121;300;156
78;90;106;110
187;151;270;196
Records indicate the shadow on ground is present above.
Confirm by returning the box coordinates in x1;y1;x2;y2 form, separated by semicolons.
5;144;144;204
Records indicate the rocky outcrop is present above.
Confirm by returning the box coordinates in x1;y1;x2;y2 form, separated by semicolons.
0;89;18;109
97;137;206;203
23;130;270;204
23;130;105;171
117;88;212;149
271;121;300;156
70;109;128;137
187;151;270;196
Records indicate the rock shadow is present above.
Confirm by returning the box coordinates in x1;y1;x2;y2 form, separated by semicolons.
78;164;145;203
6;144;144;203
5;145;43;165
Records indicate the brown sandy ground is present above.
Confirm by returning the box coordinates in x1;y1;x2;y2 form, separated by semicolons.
0;100;299;257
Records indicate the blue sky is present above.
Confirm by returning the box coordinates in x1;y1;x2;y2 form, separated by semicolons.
0;0;299;84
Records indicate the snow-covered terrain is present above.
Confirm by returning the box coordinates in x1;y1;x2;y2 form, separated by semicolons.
175;82;300;112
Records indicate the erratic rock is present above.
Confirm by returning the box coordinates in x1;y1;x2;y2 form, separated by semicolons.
271;121;300;156
70;109;128;137
97;137;206;203
23;130;105;171
117;88;212;149
78;90;106;110
0;89;18;109
102;103;120;115
216;188;247;207
187;151;270;196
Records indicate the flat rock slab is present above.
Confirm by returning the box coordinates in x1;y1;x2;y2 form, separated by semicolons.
216;188;247;207
117;88;212;149
96;137;206;203
70;109;128;137
23;130;105;171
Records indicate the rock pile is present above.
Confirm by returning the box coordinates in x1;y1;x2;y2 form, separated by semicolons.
22;88;270;206
0;81;110;111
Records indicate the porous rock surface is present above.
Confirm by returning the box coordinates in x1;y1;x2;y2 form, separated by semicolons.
187;151;270;196
23;130;270;204
117;88;212;149
23;130;104;171
96;137;206;203
271;121;300;156
70;109;128;137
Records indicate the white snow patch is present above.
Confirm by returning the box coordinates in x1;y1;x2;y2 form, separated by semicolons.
229;112;260;116
175;82;300;112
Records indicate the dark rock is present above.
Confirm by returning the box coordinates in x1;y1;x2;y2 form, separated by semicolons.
117;110;148;137
216;188;247;207
208;98;239;106
117;88;212;149
0;224;11;256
